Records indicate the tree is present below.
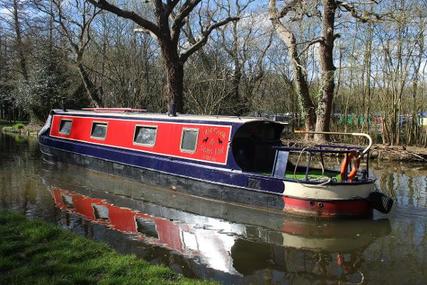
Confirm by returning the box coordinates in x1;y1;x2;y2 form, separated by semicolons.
270;0;382;142
1;0;37;122
218;0;272;115
29;43;78;120
35;0;103;107
269;0;317;137
314;0;336;142
87;0;239;115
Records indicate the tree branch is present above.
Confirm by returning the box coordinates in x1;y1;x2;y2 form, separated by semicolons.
179;16;240;63
52;0;80;55
299;37;324;56
165;0;180;15
87;0;161;37
278;0;300;19
171;0;202;45
336;1;382;23
269;0;298;48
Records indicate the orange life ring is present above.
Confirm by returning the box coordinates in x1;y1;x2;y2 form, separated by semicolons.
340;152;360;182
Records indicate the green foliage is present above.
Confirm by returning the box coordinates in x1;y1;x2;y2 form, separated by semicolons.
21;43;87;122
0;211;215;285
2;39;89;123
14;123;25;129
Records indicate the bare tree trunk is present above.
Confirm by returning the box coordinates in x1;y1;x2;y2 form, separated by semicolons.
77;61;102;108
230;20;242;115
362;22;373;133
295;56;317;134
344;27;358;134
395;17;403;145
334;44;343;114
333;43;343;134
12;0;40;124
269;0;316;137
12;0;28;82
164;56;184;114
314;0;336;142
100;14;108;106
410;9;425;145
381;43;391;145
231;65;243;115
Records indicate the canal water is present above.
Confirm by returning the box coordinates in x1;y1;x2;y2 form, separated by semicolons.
0;132;426;284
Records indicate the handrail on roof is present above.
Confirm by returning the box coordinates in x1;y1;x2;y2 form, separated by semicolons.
81;108;147;113
273;146;364;154
294;130;373;157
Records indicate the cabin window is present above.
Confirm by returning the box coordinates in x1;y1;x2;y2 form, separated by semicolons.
180;128;199;153
134;126;157;146
136;217;158;238
92;204;109;220
59;119;72;135
61;194;73;208
91;122;107;140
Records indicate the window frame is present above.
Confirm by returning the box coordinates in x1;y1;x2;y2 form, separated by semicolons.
180;128;199;154
133;124;158;147
90;121;108;140
58;119;73;135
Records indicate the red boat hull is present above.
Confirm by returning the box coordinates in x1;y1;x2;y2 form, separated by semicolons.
283;196;373;218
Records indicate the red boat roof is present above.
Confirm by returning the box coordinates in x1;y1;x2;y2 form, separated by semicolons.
53;109;288;125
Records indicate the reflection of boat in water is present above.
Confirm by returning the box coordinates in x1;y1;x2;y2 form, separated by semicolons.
46;167;391;281
39;108;393;218
51;187;246;275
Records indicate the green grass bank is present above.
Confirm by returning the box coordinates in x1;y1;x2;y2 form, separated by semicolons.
0;211;215;285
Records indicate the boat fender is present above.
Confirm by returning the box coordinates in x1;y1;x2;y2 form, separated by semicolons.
368;192;394;214
340;152;360;182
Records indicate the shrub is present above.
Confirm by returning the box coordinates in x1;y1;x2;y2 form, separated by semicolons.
14;123;25;130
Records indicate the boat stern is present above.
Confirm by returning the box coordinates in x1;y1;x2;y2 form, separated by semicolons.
283;181;376;218
282;181;393;218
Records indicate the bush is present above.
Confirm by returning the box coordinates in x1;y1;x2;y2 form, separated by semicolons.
14;123;25;130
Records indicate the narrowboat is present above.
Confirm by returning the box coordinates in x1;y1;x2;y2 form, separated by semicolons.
38;108;393;218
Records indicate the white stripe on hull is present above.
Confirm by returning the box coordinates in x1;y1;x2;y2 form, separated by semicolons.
284;181;374;200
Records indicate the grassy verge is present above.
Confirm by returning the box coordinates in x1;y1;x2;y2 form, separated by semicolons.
0;211;214;285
